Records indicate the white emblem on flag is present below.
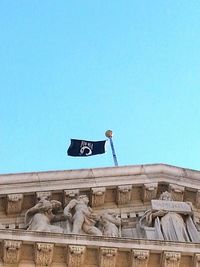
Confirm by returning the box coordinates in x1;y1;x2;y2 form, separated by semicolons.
80;146;92;155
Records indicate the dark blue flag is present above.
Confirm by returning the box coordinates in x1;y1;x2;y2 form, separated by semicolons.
67;139;106;157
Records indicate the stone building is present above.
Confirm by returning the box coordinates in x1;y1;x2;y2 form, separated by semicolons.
0;163;200;266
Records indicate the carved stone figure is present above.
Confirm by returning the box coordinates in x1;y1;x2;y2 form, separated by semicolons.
99;211;121;237
139;191;200;242
25;197;67;233
64;195;102;236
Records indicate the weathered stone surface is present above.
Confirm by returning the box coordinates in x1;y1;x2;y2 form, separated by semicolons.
3;240;22;264
67;245;86;267
99;247;117;267
169;184;185;201
116;185;132;204
91;187;106;207
151;199;192;213
162;251;181;267
100;212;121;237
196;190;200;209
1;164;200;266
25;198;65;233
64;189;80;205
36;191;52;201
6;193;23;214
194;253;200;267
35;243;54;266
64;194;102;235
131;249;149;267
142;183;158;202
139;191;200;242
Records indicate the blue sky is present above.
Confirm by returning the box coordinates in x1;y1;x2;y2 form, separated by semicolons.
1;1;200;174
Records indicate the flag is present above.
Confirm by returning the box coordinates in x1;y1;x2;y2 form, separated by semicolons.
67;139;106;157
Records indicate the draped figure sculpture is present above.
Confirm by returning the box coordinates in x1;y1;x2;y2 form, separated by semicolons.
64;195;102;236
139;191;200;242
25;197;68;233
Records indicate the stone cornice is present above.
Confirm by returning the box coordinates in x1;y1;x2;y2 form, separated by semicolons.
0;163;200;195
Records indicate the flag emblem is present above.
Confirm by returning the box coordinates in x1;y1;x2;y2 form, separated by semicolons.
67;139;106;157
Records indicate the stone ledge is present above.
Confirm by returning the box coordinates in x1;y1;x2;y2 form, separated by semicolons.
1;163;200;186
1;229;200;254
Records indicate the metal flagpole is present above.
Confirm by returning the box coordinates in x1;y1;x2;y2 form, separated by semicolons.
105;130;118;166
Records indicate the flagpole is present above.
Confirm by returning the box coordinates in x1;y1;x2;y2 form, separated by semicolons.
105;130;118;166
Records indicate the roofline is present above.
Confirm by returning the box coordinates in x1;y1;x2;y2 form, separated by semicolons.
0;163;200;186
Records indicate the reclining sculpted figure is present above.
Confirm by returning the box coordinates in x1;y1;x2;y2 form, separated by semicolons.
25;197;68;233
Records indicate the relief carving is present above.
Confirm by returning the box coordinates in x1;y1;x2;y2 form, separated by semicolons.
116;185;132;205
64;189;80;205
142;183;158;202
3;240;22;264
99;247;117;267
169;184;185;201
64;194;102;235
99;211;121;237
162;252;181;267
25;197;68;233
131;250;149;267
67;245;86;267
91;187;106;207
35;243;54;266
6;193;23;214
139;191;200;242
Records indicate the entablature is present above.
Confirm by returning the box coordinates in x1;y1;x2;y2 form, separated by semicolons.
0;181;200;219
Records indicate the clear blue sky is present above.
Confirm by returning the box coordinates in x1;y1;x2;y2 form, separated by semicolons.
1;1;200;174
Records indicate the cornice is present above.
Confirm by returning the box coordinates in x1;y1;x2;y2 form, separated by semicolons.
0;164;200;194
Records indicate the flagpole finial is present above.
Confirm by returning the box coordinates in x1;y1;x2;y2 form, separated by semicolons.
105;130;113;138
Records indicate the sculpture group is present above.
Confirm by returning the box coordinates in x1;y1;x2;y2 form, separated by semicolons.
139;191;200;242
25;191;200;242
25;194;121;237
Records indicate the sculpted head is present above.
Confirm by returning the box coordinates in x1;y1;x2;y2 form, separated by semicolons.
159;191;173;201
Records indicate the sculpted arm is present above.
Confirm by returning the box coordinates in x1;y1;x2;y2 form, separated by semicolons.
64;199;78;216
25;202;44;226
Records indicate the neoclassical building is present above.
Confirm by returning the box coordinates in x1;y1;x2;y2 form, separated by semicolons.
1;163;200;266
